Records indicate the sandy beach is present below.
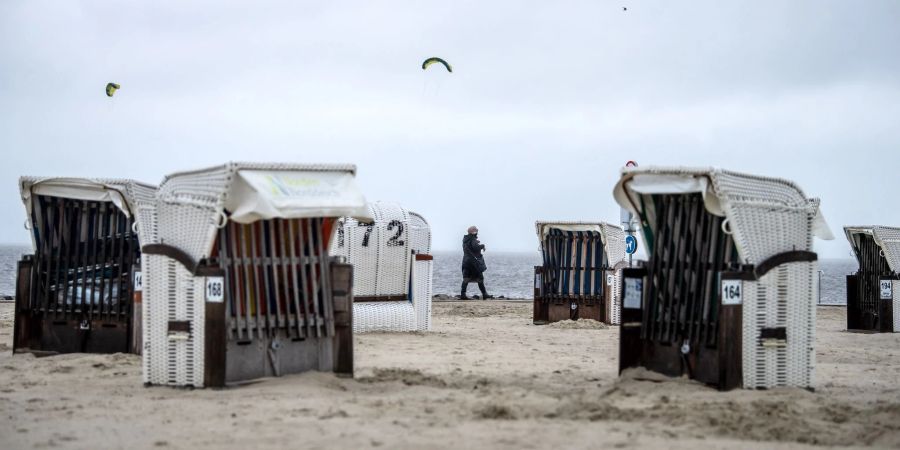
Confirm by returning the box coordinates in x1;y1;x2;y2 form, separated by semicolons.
1;300;899;449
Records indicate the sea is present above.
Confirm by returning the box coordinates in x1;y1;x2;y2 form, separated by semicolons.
0;245;856;304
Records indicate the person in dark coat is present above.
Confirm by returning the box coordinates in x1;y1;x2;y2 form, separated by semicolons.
461;225;491;300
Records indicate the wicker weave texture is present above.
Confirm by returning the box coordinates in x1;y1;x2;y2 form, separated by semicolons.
873;226;900;273
413;259;433;331
894;280;900;333
409;212;432;254
601;224;627;268
601;224;626;325
708;170;818;264
353;302;417;332
742;261;816;389
143;254;206;387
331;202;432;332
608;270;621;325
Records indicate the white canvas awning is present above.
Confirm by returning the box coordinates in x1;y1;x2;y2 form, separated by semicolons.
224;169;370;224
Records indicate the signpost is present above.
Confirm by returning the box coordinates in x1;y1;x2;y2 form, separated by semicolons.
622;161;638;266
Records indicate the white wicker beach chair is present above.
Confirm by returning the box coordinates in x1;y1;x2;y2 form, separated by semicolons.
844;226;900;332
533;221;626;325
329;202;433;332
613;167;832;390
14;177;156;355
141;163;369;388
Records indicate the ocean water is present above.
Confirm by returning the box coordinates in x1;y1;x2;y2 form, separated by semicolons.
0;245;856;303
432;251;542;299
0;245;29;298
432;251;857;304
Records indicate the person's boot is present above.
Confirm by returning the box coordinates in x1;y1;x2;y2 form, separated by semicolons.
479;283;492;300
460;282;470;300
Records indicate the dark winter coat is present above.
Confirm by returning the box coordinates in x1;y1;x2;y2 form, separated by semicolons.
461;234;486;278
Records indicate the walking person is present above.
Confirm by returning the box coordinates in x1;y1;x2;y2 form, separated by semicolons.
461;226;492;300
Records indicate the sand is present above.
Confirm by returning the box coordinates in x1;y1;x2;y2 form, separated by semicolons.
1;301;900;449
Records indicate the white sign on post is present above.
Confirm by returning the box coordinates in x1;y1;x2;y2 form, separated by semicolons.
623;278;643;309
721;279;742;305
133;271;143;292
206;277;225;303
880;280;893;300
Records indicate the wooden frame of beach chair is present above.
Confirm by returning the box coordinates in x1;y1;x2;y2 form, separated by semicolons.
141;163;369;388
13;177;156;356
613;167;833;390
844;226;900;332
330;202;433;332
533;221;627;325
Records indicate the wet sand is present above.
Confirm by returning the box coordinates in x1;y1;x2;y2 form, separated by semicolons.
1;301;899;449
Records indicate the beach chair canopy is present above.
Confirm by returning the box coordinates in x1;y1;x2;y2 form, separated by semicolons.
613;166;833;265
20;177;156;218
20;176;157;245
535;221;626;266
845;226;900;274
19;176;156;250
153;162;371;264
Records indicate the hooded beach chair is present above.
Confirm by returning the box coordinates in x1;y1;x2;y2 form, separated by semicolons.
141;163;369;388
329;202;433;332
533;221;627;325
844;226;900;332
14;177;156;355
613;167;833;390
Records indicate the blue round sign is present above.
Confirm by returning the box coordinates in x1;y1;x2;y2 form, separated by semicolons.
625;235;638;255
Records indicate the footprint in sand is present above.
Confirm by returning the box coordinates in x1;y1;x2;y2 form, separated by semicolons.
50;366;74;374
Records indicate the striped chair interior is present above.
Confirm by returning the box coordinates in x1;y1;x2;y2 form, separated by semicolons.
541;229;607;297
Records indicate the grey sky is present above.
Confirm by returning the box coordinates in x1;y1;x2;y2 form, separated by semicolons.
1;1;898;257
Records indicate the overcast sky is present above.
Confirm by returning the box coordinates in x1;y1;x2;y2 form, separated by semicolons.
1;1;898;257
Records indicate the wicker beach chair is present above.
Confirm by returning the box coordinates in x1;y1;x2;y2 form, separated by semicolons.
845;226;900;332
330;202;433;332
613;166;833;390
13;177;156;355
141;163;369;388
533;221;627;325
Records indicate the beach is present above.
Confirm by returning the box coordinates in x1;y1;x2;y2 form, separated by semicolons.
1;300;899;449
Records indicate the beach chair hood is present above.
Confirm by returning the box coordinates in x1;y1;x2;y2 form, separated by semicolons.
845;226;900;274
20;176;156;220
612;166;833;265
19;176;158;251
155;162;370;263
534;221;627;268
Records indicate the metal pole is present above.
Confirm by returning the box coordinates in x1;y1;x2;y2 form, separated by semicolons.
622;207;634;268
817;269;824;305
